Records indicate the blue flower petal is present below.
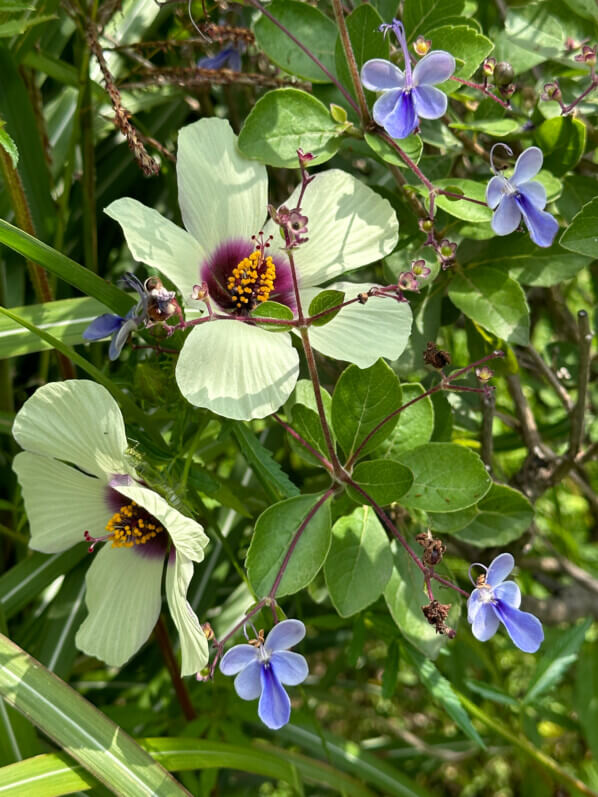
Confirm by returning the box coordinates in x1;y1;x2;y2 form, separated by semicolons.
361;59;405;91
83;314;124;341
493;581;521;608
467;588;485;623
518;181;546;210
265;619;305;653
198;46;241;71
486;175;509;209
220;644;258;675
271;651;308;686
108;317;138;361
493;600;544;653
412;84;447;119
234;659;263;700
471;602;500;642
412;50;456;86
510;146;543;187
491;196;521;237
258;665;291;730
374;89;417;139
516;193;559;248
486;553;515;587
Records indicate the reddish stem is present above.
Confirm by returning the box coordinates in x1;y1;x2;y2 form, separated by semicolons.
273;413;333;471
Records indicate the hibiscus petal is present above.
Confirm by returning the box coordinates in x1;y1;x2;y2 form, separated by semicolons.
75;545;164;666
491;195;521;236
105;198;204;302
471;602;500;641
165;551;208;675
298;282;412;368
486;553;515;587
412;50;456;85
486;175;509;209
494;581;521;609
220;644;258;675
111;479;208;564
375;89;417;139
510;146;543;186
175;319;299;421
234;660;263;700
271;651;308;686
265;619;306;652
258;666;291;729
266;171;398;288
177;118;267;257
412;85;448;119
516;193;559;248
360;59;405;91
12;452;111;553
493;601;544;653
83;314;124;341
12;380;129;479
518;180;546;210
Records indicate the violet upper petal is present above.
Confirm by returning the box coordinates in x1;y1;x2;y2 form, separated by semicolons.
493;601;544;653
258;665;291;730
265;619;305;653
412;84;448;119
486;175;509;209
361;59;405;91
220;644;258;675
270;651;308;686
491;195;521;237
518;180;547;210
511;146;543;186
493;581;521;609
486;553;515;587
412;50;456;86
233;659;263;700
374;90;417;139
516;193;559;248
471;602;500;642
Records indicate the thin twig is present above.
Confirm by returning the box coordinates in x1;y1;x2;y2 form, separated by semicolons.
331;0;370;124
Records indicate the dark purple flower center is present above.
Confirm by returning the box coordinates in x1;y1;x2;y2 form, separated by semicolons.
201;237;296;315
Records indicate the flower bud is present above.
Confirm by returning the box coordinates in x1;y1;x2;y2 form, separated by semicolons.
414;36;431;56
397;271;419;292
494;61;515;87
330;103;348;124
575;44;597;65
542;81;561;101
419;218;434;233
475;366;494;383
482;57;496;76
499;82;516;99
192;282;209;301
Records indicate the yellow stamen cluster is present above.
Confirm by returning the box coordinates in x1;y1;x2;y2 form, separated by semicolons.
106;501;164;548
226;250;276;310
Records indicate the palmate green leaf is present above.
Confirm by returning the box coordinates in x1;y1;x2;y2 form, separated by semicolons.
403;0;466;40
232;423;299;502
0;296;112;359
346;459;414;506
238;89;340;168
335;3;388;103
0;634;189;796
331;359;402;461
324;506;393;617
404;643;485;749
524;619;592;705
560;197;598;257
246;493;331;597
0;219;132;316
254;0;337;83
398;443;491;512
448;266;530;345
377;383;435;457
535;116;586;177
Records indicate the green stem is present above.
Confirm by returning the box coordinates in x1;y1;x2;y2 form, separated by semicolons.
331;0;370;124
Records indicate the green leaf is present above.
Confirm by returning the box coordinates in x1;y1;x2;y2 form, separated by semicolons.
250;300;294;331
0;219;132;316
331;359;402;461
535;116;586;176
560;0;598;19
447;484;533;546
346;459;413;506
238;88;340;168
449;119;520;136
232;423;299;502
289;403;330;465
404;643;485;748
364;132;423;169
324;505;393;617
384;545;458;658
426;179;492;222
254;1;338;83
575;642;598;760
458;237;591;287
524;619;592;705
398;443;491;512
498;3;565;73
382;639;400;699
0;634;188;796
307;290;345;327
335;3;388;104
557;174;598;223
246;493;332;597
448;266;530;345
464;679;518;707
560;197;598;257
403;0;466;40
427;25;494;85
0;14;55;37
0;123;18;168
377;383;434;457
0;296;115;359
427;505;477;533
